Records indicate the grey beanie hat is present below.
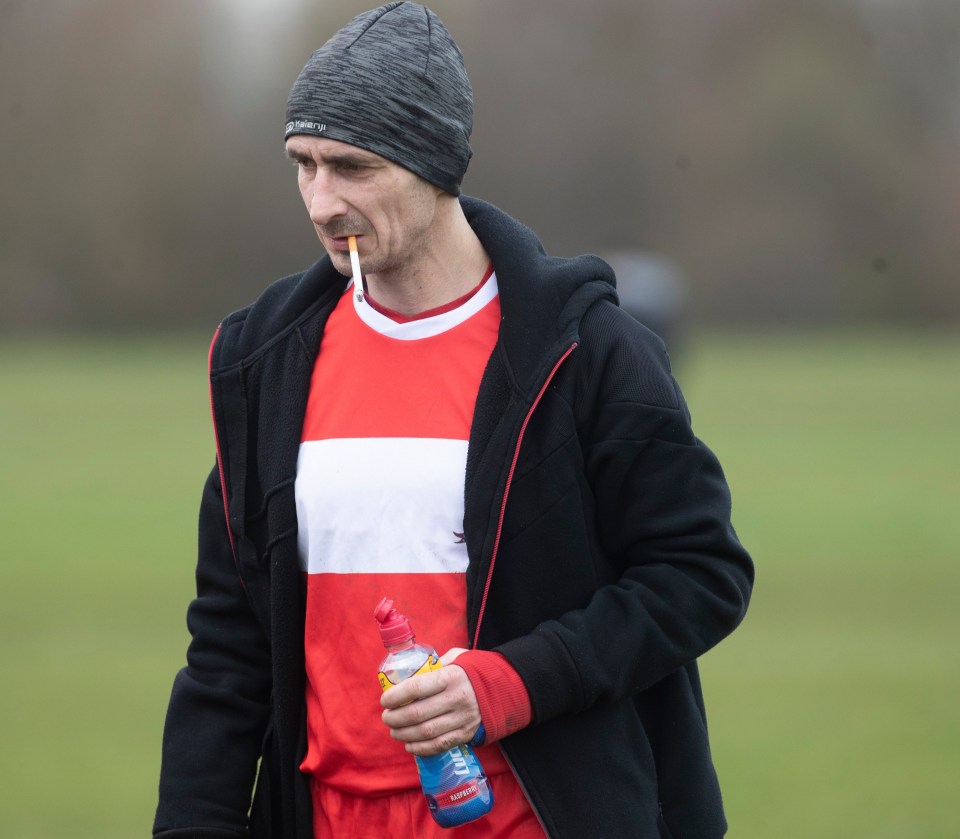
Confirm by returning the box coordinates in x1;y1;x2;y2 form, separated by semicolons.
285;2;473;195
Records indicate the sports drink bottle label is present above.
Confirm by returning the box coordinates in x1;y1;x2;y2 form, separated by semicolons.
378;651;442;692
428;778;484;809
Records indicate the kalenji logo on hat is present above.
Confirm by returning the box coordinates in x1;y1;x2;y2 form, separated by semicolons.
285;119;327;133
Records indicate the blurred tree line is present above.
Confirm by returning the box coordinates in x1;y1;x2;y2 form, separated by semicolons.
1;0;958;331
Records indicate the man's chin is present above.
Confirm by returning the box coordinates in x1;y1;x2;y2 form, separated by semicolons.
324;249;352;278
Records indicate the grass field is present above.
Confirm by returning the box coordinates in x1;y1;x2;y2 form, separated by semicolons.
1;330;957;838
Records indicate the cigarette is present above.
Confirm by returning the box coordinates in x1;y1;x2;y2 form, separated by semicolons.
348;235;363;301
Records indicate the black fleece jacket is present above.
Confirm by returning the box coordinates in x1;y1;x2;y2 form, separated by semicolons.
155;196;754;839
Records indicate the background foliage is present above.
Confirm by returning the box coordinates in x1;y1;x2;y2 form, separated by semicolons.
1;0;959;329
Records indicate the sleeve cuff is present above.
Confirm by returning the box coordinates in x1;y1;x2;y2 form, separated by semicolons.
454;650;532;744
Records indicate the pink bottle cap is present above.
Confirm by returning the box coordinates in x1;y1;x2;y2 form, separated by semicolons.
374;597;414;645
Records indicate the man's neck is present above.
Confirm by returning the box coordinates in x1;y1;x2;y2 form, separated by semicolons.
364;200;490;317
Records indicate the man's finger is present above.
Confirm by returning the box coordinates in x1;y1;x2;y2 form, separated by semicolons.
380;669;445;709
439;647;468;665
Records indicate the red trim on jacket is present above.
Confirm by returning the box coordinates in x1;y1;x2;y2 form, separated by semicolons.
207;324;242;587
471;342;578;650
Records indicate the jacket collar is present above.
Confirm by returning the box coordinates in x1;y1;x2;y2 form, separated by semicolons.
462;196;617;399
214;196;618;399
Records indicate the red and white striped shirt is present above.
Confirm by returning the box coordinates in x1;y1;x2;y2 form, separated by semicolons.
295;267;512;795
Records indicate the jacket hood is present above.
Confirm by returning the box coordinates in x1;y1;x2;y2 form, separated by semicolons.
461;195;618;398
211;195;618;398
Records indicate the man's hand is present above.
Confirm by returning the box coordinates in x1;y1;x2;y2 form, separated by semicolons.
380;647;481;756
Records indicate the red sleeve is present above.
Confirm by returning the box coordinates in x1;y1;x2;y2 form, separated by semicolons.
454;650;532;744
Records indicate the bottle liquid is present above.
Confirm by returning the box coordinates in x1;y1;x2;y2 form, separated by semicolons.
374;597;494;828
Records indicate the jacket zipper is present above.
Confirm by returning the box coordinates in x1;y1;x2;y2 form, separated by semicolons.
207;324;243;586
471;342;578;650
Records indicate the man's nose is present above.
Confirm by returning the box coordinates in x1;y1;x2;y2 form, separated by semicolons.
307;173;349;227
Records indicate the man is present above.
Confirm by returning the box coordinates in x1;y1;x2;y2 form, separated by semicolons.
154;4;754;838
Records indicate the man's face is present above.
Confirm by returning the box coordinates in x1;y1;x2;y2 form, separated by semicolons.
285;135;443;280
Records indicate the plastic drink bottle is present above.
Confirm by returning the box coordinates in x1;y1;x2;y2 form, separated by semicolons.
374;597;494;828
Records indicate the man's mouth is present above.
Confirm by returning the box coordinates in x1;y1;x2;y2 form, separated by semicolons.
322;230;363;252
